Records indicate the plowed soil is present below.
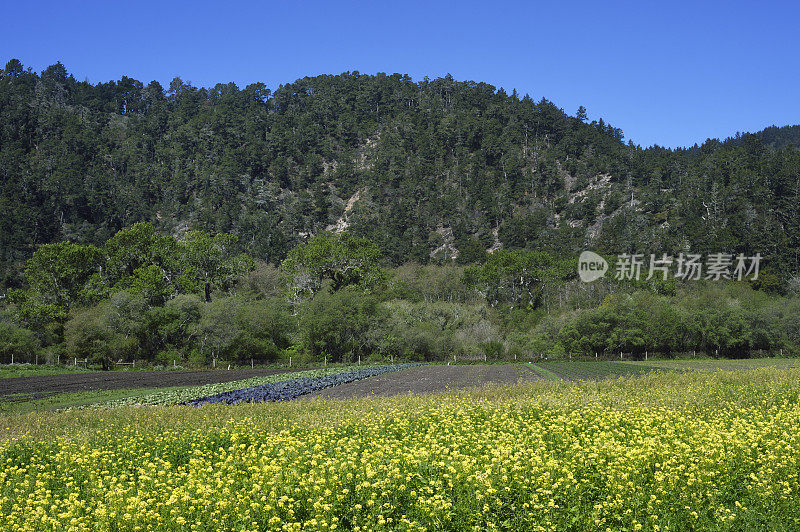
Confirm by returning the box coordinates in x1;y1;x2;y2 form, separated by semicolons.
305;364;540;399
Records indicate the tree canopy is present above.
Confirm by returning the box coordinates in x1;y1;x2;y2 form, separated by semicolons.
1;59;797;292
281;232;383;301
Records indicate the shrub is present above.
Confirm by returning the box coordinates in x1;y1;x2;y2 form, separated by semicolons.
64;301;138;369
0;322;40;363
299;287;384;362
197;297;293;364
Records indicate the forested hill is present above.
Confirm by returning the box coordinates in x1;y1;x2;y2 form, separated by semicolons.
751;125;800;150
2;59;799;287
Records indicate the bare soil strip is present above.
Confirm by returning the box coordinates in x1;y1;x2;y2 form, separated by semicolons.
0;368;311;400
304;364;541;399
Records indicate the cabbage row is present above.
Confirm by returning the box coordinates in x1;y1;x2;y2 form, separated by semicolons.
186;364;421;406
102;367;356;407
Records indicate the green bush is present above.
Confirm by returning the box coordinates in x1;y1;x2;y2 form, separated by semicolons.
299;287;384;362
197;297;293;364
0;322;40;363
155;348;182;367
64;301;138;369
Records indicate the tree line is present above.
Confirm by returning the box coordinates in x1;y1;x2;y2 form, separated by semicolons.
0;226;797;368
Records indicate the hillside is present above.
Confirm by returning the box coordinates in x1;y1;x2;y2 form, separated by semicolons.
2;59;799;287
752;125;800;150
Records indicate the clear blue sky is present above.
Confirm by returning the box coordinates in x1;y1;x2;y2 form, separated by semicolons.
2;0;798;148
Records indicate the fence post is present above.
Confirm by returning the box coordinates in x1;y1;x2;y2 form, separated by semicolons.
289;356;292;367
358;355;361;365
251;358;254;368
484;353;487;362
212;358;215;368
324;356;327;367
75;357;77;366
645;350;648;361
620;352;622;360
595;352;598;359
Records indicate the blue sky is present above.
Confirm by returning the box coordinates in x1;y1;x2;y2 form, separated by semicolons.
2;0;798;148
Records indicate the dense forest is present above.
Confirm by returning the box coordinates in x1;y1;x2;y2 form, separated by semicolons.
1;59;799;366
2;59;799;286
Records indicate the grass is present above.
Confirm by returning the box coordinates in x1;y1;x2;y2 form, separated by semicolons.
0;364;92;379
525;362;562;381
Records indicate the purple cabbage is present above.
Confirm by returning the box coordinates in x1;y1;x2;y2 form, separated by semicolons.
185;363;420;406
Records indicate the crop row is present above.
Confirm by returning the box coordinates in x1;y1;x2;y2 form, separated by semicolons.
535;361;661;381
102;367;358;407
186;364;421;405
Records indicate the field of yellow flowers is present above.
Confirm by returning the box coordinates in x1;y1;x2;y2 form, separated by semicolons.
2;366;800;531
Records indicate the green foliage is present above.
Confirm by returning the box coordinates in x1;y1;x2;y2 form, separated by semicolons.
464;249;567;308
0;60;799;292
127;265;177;306
19;242;104;313
1;59;799;363
693;306;753;357
178;231;255;302
379;299;499;361
239;262;287;300
299;287;384;362
557;294;652;356
196;297;292;364
548;284;798;358
0;322;40;363
138;294;202;359
387;263;479;304
282;232;383;301
455;237;488;265
64;300;139;369
104;223;179;293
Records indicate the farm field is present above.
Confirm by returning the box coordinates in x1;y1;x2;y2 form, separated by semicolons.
0;367;313;400
3;359;798;411
2;366;800;530
531;360;663;381
626;358;800;371
184;364;420;405
0;387;182;414
306;364;541;399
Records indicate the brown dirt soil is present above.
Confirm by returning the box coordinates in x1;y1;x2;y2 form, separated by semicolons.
305;364;541;400
0;368;311;401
